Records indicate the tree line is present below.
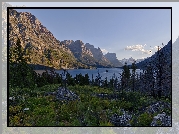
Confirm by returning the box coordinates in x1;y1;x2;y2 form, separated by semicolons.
9;39;171;99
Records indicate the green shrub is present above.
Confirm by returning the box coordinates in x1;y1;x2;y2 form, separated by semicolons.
120;101;133;111
99;121;113;126
137;112;153;126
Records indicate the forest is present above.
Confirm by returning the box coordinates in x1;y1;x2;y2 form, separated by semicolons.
8;38;171;126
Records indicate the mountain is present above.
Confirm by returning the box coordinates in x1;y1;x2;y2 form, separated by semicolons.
8;8;125;69
61;40;97;67
85;43;112;67
104;53;123;67
119;57;144;65
8;9;94;69
136;40;171;69
61;41;114;68
135;58;145;64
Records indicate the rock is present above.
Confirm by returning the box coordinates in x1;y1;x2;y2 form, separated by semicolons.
9;96;15;100
110;110;132;126
96;93;108;98
146;101;171;114
23;108;29;111
85;43;111;66
44;87;80;102
151;112;171;126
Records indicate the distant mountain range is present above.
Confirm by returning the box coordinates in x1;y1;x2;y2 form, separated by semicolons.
119;57;144;65
104;53;123;67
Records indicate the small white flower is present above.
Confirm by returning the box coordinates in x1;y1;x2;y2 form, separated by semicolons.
9;96;15;100
24;108;29;111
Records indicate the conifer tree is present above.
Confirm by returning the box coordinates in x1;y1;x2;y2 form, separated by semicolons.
131;61;136;91
122;62;130;79
121;62;131;89
9;38;36;88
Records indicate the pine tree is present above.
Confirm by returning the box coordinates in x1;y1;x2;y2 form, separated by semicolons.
131;61;136;91
121;62;131;89
122;62;130;79
9;38;36;88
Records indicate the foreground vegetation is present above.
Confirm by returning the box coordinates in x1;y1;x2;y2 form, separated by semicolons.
9;84;171;126
8;38;171;126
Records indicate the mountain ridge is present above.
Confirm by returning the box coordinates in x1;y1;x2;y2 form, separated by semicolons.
136;40;171;69
8;8;124;69
9;9;79;69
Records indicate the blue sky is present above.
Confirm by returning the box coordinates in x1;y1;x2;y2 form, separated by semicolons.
8;2;174;60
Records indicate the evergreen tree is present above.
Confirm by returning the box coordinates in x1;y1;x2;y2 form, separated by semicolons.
84;73;90;85
122;62;130;79
155;45;169;99
131;61;136;91
131;61;136;74
9;38;36;88
145;63;155;97
121;62;131;89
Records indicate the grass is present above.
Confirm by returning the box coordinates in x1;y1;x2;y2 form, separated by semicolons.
8;84;171;126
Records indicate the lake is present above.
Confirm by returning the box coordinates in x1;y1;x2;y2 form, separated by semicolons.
35;68;143;81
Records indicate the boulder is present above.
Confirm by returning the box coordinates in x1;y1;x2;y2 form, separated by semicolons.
110;110;132;126
44;87;80;102
151;112;171;126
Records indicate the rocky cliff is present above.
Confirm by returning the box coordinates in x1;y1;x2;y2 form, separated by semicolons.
104;53;123;67
85;43;112;67
61;40;93;58
61;40;97;66
8;9;81;69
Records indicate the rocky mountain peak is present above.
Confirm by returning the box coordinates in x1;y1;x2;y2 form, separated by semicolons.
85;43;103;57
104;53;123;67
61;40;93;58
62;40;74;45
8;8;78;69
105;53;117;59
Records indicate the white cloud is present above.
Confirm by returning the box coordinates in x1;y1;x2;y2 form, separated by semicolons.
101;49;108;54
154;46;159;50
125;44;144;51
125;44;152;55
142;49;152;54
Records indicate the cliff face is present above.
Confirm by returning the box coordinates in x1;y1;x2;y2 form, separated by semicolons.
62;40;93;58
104;53;123;67
61;40;97;66
9;9;78;69
85;43;111;67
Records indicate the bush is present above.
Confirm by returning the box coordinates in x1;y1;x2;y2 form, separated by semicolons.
137;112;153;126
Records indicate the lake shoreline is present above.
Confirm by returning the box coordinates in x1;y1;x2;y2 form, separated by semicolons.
34;68;143;81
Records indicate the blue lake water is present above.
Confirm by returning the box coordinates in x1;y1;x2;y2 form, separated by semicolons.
35;68;143;81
